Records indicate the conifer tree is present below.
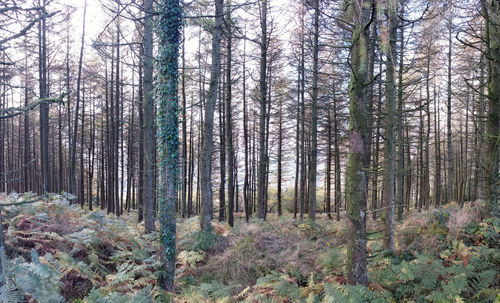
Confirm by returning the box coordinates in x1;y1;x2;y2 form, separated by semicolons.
345;0;373;286
482;0;499;216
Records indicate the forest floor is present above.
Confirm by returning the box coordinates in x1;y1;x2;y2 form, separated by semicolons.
0;193;499;302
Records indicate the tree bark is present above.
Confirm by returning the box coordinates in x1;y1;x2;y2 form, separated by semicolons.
345;0;372;286
39;0;50;193
307;0;319;221
383;0;397;254
143;0;156;232
482;0;500;216
70;0;87;198
200;0;224;231
257;0;268;220
225;5;235;226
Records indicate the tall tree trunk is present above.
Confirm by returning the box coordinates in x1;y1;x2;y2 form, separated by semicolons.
396;0;405;219
143;0;156;231
181;26;188;218
156;0;181;290
326;102;332;219
138;47;144;221
277;83;283;217
447;13;454;203
425;45;431;209
24;50;31;192
294;65;300;219
225;4;235;226
434;80;441;206
333;83;341;222
299;4;306;220
188;104;194;217
372;52;382;220
70;0;87;198
383;0;397;253
39;0;50;193
115;7;121;216
308;0;319;221
218;78;226;222
88;109;95;211
482;0;500;216
79;86;85;208
200;0;224;231
243;35;250;222
345;0;372;286
257;0;268;220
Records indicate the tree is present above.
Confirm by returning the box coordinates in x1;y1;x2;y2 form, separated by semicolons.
156;0;181;290
345;0;373;286
225;2;235;227
69;0;87;200
143;0;156;232
383;0;397;254
38;0;50;194
307;0;319;221
446;10;454;203
200;0;224;231
257;0;269;220
482;0;499;216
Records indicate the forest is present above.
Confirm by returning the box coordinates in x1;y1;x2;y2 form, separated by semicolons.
0;0;499;302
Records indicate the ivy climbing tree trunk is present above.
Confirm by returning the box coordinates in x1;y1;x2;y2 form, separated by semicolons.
345;0;373;286
200;0;224;231
156;0;181;291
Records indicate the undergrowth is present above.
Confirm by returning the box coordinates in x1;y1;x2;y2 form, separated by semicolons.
0;194;498;302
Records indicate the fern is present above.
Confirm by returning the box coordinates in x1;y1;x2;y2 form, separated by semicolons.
3;249;65;303
198;281;236;300
177;250;205;269
67;228;100;246
322;284;392;303
0;280;23;303
83;286;155;303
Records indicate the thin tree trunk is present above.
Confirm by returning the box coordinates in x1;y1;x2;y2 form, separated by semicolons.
143;0;156;231
70;0;87;198
138;47;144;221
39;0;50;193
383;0;397;253
243;35;250;222
218;78;226;222
79;85;85;208
396;0;405;219
257;0;268;220
181;25;188;218
307;0;319;221
447;13;454;203
225;5;235;226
